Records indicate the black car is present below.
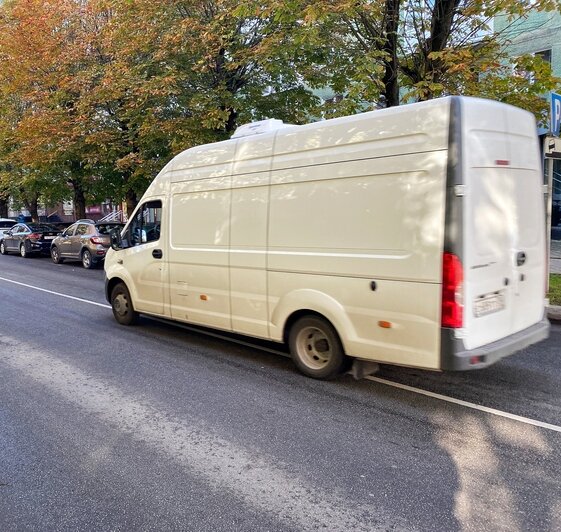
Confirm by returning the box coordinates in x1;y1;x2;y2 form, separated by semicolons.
0;222;60;257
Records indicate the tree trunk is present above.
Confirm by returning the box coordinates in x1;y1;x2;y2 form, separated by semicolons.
381;0;401;107
0;198;8;218
125;188;137;218
24;196;39;222
72;179;87;220
421;0;461;100
225;107;238;134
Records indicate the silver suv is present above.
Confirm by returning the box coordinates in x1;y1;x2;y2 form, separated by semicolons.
50;221;124;269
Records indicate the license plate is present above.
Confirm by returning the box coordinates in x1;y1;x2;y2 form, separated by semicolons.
473;293;505;318
44;236;55;240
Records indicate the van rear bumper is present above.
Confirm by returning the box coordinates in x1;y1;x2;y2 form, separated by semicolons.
440;317;550;371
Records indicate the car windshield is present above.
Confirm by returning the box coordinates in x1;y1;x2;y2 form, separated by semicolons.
96;224;123;235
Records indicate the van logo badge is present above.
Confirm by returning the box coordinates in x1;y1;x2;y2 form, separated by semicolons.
516;251;526;266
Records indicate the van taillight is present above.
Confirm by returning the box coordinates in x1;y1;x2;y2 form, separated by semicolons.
442;252;463;328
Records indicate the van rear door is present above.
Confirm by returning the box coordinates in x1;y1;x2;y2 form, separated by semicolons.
461;99;546;351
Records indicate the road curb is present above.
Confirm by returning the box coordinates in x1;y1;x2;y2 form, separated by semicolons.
547;305;561;323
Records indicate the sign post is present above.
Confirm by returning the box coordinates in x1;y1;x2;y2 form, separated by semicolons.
545;93;561;295
552;92;561;137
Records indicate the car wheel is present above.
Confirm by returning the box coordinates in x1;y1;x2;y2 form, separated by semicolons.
0;241;7;255
51;246;63;264
288;315;350;379
81;249;93;269
20;243;30;258
111;282;138;326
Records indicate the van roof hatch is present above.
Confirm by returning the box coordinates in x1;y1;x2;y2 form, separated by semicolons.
231;118;294;139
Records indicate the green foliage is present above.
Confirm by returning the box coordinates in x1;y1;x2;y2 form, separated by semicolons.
549;274;561;306
0;0;321;215
0;0;559;215
252;0;561;114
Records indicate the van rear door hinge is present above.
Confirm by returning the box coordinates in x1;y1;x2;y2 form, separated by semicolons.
454;185;466;197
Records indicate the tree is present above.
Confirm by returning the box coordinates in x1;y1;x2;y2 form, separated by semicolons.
249;0;561;121
0;0;98;220
62;0;320;215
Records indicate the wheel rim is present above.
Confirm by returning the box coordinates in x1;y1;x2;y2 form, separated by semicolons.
20;244;26;257
52;248;59;261
0;242;4;253
294;326;333;370
113;292;129;317
83;251;91;268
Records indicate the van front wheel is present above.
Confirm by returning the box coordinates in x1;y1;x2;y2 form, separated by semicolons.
288;316;349;379
111;283;138;326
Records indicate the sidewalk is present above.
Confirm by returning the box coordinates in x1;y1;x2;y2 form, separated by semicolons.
548;239;561;321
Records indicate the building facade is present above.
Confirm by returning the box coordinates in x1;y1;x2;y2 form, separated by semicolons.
495;9;561;202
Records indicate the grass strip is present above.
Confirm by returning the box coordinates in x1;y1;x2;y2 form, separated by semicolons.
549;274;561;306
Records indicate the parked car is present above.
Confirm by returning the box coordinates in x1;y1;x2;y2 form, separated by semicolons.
0;218;16;241
50;221;124;269
0;222;60;257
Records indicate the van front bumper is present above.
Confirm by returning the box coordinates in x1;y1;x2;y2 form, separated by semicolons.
440;317;550;371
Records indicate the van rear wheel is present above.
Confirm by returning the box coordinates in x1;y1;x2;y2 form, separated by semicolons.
288;316;349;379
111;283;138;325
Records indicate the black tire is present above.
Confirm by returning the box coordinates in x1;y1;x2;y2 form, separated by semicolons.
0;241;7;255
20;242;31;258
82;249;93;269
288;315;350;379
51;246;63;264
110;282;138;325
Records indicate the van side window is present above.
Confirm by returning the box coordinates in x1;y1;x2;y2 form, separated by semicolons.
130;200;162;245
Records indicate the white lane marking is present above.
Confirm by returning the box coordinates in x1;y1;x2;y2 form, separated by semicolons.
0;275;111;309
367;376;561;433
2;274;560;434
0;337;392;531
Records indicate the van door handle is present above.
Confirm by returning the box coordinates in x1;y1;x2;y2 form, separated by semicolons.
152;249;163;259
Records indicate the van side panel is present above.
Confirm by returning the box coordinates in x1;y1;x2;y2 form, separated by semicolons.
168;141;236;330
267;101;451;369
229;135;274;338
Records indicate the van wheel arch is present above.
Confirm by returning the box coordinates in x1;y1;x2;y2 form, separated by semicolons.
283;310;325;344
106;277;127;304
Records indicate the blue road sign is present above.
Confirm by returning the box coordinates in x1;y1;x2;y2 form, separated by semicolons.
552;92;561;136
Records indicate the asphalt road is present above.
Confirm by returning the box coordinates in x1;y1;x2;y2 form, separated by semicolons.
0;253;560;531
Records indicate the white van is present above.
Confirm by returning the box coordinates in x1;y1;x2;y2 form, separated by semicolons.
105;96;550;379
